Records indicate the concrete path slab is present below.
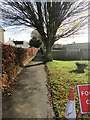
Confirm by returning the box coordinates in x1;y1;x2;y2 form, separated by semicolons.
2;53;53;118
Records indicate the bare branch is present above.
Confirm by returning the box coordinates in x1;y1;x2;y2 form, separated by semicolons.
0;0;89;46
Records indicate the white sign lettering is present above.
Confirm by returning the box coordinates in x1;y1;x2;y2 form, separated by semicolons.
81;91;90;96
86;100;90;104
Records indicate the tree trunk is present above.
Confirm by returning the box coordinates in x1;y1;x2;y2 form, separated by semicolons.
44;42;53;62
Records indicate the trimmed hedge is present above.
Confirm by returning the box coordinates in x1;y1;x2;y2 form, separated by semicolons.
2;44;39;95
52;50;89;60
43;49;89;60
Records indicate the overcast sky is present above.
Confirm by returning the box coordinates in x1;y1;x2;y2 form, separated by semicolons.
4;26;34;43
2;0;88;44
4;25;88;45
54;33;88;44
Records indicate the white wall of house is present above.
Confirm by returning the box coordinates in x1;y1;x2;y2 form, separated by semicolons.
23;41;30;48
15;41;29;48
6;39;29;48
6;38;15;46
0;27;4;44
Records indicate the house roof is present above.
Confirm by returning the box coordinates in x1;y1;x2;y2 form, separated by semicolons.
13;41;23;45
0;26;5;31
63;42;90;50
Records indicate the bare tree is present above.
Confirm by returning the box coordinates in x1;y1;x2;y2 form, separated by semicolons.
0;0;89;61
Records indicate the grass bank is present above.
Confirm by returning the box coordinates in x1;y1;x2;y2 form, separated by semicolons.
46;60;89;118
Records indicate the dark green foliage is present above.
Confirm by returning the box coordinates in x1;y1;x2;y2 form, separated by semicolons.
29;39;42;48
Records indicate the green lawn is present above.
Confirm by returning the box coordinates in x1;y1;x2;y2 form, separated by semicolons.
46;60;89;118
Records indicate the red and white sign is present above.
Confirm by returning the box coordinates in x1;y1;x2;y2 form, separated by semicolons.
77;84;90;114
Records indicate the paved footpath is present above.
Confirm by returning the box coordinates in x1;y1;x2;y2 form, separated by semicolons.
2;53;53;118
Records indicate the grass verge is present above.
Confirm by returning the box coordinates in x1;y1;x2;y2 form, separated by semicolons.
46;60;90;119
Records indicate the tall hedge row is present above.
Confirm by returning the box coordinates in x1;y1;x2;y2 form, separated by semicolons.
2;44;39;94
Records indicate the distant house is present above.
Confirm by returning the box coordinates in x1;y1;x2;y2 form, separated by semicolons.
0;26;5;44
6;38;15;46
63;42;89;51
13;41;29;48
6;39;29;48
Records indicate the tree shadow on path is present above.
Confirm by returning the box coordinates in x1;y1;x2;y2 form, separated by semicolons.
25;51;44;68
25;62;44;68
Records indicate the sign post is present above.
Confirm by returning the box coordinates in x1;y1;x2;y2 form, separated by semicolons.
77;84;90;119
